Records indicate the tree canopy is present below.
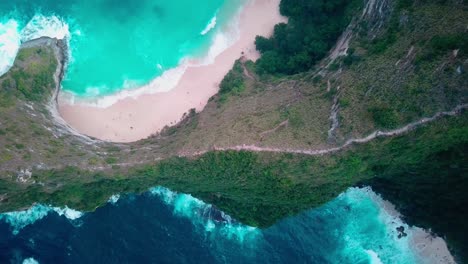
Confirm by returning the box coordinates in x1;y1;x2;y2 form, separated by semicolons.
255;0;357;75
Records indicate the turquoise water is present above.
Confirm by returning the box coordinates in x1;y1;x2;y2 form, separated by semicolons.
0;187;424;263
0;0;244;97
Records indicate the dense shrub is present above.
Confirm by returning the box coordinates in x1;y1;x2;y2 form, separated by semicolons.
255;0;359;75
218;60;245;103
368;106;399;129
414;33;468;65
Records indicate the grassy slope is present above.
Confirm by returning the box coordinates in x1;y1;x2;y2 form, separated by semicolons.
0;0;467;261
0;46;113;172
158;0;467;153
336;2;468;141
1;113;466;252
0;45;176;173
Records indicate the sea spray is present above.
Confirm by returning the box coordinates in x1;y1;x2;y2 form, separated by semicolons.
0;204;52;235
52;206;83;220
20;15;69;43
0;14;70;77
108;194;120;204
0;186;449;263
57;1;246;108
0;0;246;100
0;19;21;76
327;187;418;263
365;250;384;264
22;258;39;264
0;204;83;235
150;186;260;242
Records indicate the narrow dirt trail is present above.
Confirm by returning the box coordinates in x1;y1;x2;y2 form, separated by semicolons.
41;104;466;173
187;104;467;157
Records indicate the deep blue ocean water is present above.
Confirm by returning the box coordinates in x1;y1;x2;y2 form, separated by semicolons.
0;187;422;264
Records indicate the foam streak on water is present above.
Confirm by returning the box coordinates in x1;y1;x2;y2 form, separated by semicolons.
22;257;40;264
0;0;246;100
150;186;259;242
0;204;83;235
0;14;70;77
0;187;439;263
0;20;21;76
20;15;69;42
201;13;218;35
59;2;244;108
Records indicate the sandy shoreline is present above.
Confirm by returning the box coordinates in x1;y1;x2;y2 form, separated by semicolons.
58;0;286;142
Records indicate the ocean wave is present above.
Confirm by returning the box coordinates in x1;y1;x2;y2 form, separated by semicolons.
200;13;217;35
59;4;244;108
0;186;453;262
0;204;52;235
150;186;259;242
365;250;384;264
0;19;21;76
20;15;69;42
0;14;70;77
22;257;40;264
337;187;419;263
52;206;83;220
108;194;120;204
0;204;83;235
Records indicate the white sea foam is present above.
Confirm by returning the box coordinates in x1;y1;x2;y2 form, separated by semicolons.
0;204;52;235
59;3;245;108
200;14;217;35
22;257;40;264
0;19;21;76
108;194;120;204
366;250;384;264
52;206;83;220
150;186;259;242
342;187;421;263
0;204;83;235
20;15;70;42
0;14;70;77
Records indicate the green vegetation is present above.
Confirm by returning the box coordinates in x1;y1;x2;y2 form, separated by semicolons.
255;0;360;74
218;60;245;103
336;1;467;140
0;47;57;103
1;114;466;251
0;0;466;261
416;33;468;64
368;105;399;129
0;44;110;173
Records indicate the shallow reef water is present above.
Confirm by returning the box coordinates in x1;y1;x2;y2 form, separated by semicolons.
0;0;244;97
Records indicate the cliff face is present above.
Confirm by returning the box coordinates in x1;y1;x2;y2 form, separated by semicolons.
1;0;465;174
0;0;467;260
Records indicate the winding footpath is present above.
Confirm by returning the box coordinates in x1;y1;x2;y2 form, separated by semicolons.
189;104;467;157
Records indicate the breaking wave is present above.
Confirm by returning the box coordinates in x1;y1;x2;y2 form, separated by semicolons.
200;13;217;35
0;20;21;76
59;5;243;108
108;194;120;204
0;14;70;77
20;15;69;42
366;250;384;264
150;186;259;242
0;204;82;235
0;0;247;102
22;257;39;264
0;186;453;263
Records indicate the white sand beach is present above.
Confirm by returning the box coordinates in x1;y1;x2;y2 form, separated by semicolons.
58;0;286;142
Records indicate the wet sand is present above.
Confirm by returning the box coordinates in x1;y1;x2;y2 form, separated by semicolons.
58;0;286;142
